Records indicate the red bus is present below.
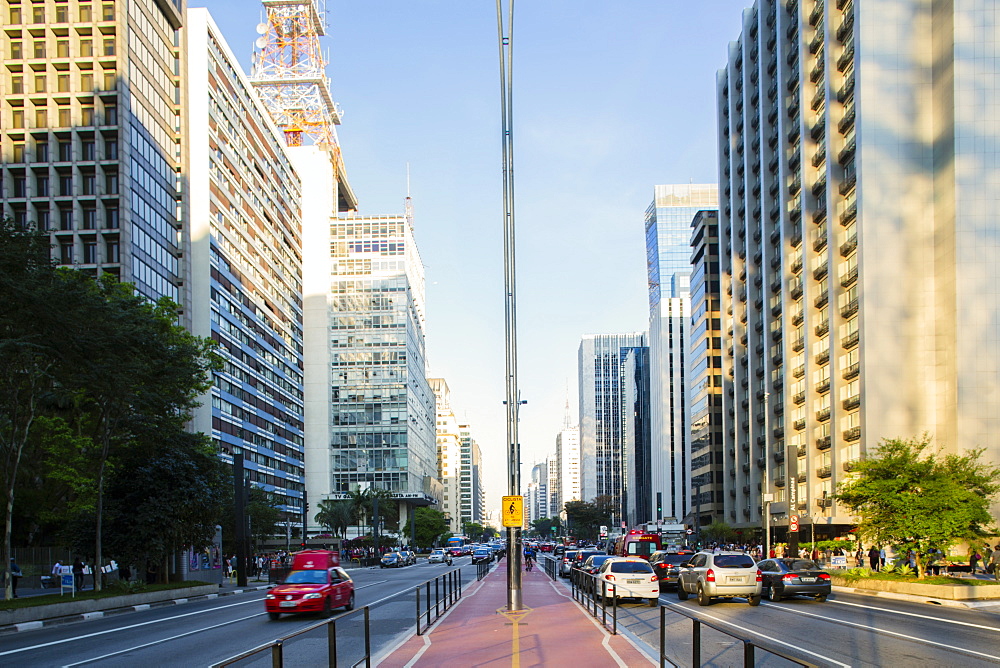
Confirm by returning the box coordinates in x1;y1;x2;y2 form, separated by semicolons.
611;530;661;560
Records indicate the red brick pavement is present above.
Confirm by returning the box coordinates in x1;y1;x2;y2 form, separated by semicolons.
377;559;654;668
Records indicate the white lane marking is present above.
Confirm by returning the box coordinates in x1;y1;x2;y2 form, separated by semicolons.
660;600;851;668
0;597;263;657
755;600;1000;663
829;598;1000;632
60;612;262;667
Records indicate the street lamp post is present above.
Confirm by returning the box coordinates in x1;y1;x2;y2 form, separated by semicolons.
763;392;772;559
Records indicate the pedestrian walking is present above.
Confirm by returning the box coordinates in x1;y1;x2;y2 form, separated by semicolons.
970;548;982;575
988;544;1000;580
868;546;880;571
72;558;84;591
9;558;22;598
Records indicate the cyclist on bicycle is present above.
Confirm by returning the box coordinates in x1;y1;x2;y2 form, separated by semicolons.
524;547;535;571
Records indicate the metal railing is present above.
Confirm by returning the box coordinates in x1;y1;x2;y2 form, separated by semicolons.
569;567;619;635
476;558;492;581
657;605;819;668
210;605;373;668
541;555;558;580
416;568;463;635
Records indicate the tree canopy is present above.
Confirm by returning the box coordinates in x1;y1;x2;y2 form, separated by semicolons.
835;436;1000;578
564;496;616;540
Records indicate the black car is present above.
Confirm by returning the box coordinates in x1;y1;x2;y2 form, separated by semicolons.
578;554;616;593
649;550;694;591
756;558;832;602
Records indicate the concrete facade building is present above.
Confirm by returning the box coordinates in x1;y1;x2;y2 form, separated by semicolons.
458;425;485;528
688;210;725;530
717;0;1000;535
430;378;461;532
556;425;581;516
1;0;185;303
186;8;306;519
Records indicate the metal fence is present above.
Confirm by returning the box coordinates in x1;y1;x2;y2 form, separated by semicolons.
415;568;463;635
210;606;373;668
541;555;558;580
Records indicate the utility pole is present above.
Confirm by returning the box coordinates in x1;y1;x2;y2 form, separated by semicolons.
496;0;521;612
233;453;248;587
763;392;771;560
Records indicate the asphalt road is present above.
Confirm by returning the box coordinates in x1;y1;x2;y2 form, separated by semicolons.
0;557;480;668
557;572;1000;667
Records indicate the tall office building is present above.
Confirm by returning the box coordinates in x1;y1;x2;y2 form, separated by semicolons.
645;185;718;525
717;0;1000;534
688;210;725;530
186;8;305;519
555;424;581;517
430;378;461;532
323;206;440;529
458;425;485;527
622;346;652;527
1;0;184;303
578;332;646;526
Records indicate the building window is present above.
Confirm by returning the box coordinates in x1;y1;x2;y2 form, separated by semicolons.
103;39;115;57
12;176;27;198
58;74;71;92
37;209;51;231
34;75;46;93
104;104;117;125
58;140;72;161
83;241;98;264
55;5;69;23
59;208;73;231
11;76;23;94
80;39;93;57
59;175;73;196
105;173;118;194
35;141;48;162
102;3;115;21
59;242;74;265
82;208;97;229
35;108;47;128
33;41;46;59
103;72;116;90
11;110;25;129
56;40;69;58
32;6;45;23
106;240;119;262
82;140;96;161
105;139;118;159
80;73;93;91
81;106;95;126
36;175;49;196
82;173;96;195
12;144;25;162
58;108;71;127
9;7;21;23
80;6;93;22
10;42;23;59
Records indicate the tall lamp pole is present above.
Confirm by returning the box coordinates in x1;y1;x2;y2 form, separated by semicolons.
497;0;521;612
763;392;771;559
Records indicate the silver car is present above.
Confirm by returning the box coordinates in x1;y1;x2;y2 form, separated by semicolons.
677;551;762;606
428;549;453;565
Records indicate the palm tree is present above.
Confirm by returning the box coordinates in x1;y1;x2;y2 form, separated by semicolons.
316;499;353;539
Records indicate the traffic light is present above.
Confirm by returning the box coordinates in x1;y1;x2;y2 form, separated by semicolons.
656;492;662;521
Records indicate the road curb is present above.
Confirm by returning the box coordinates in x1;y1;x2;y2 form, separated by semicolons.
830;584;998;609
0;584;273;635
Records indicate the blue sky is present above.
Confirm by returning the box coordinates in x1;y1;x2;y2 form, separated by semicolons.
195;0;752;519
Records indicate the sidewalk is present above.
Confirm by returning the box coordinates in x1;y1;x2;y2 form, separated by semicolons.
378;559;654;668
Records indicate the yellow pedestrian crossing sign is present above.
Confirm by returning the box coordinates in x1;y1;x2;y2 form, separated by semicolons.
502;495;524;527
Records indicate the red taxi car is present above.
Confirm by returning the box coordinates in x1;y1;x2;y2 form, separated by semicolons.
266;550;354;620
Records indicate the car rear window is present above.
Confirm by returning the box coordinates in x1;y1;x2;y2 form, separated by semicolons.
589;555;613;567
781;559;818;570
284;569;327;584
662;554;689;565
713;555;756;568
610;561;654;574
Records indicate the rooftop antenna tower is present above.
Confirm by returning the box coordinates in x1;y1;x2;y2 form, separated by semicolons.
250;0;356;209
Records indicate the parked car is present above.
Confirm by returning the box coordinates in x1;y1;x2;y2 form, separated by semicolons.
649;551;694;591
472;548;493;564
559;550;580;578
677;551;762;606
756;558;832;602
428;549;453;565
266;550;354;619
595;557;660;606
380;552;404;568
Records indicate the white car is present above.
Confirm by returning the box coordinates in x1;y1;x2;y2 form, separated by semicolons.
596;557;660;606
428;549;453;565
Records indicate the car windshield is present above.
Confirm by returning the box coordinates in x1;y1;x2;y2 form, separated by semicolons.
781;559;818;571
283;569;327;584
713;555;756;568
610;561;654;574
589;556;613;567
564;551;579;560
660;554;689;565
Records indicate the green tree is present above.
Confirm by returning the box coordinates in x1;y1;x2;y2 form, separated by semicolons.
531;517;555;538
316;499;354;539
564;498;613;540
413;507;449;548
835;436;1000;579
701;521;736;544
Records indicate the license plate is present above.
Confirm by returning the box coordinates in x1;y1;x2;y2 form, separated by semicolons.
627;579;642;584
800;577;817;582
727;577;744;584
279;601;297;608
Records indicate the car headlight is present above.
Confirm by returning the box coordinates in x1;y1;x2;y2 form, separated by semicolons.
266;594;275;599
303;593;323;599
